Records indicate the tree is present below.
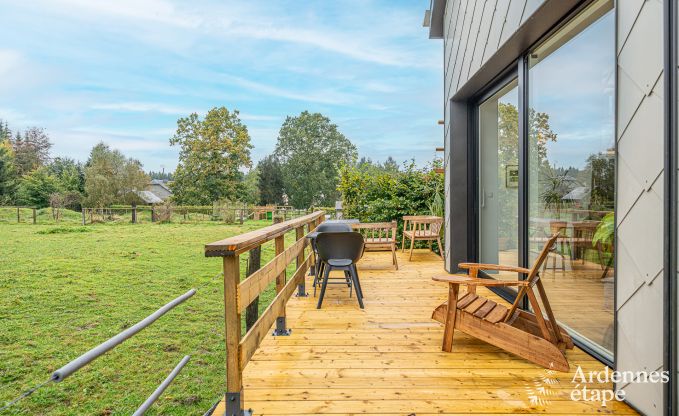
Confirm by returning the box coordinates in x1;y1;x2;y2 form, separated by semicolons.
16;167;60;207
0;120;11;142
257;155;284;205
241;168;260;205
11;127;52;175
84;142;149;207
0;140;17;204
48;157;85;194
170;107;253;205
148;170;173;181
274;111;357;207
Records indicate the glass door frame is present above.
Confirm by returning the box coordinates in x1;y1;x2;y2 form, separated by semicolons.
471;63;526;306
470;17;615;366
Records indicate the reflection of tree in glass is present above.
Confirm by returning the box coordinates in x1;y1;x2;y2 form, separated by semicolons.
539;166;576;215
496;103;557;240
580;152;614;211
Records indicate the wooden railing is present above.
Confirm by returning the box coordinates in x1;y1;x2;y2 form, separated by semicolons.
204;210;325;415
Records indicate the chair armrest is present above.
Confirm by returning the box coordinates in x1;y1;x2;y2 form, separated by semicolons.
458;263;531;275
432;274;529;287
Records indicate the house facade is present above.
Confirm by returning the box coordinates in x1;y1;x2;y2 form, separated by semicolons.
426;0;677;414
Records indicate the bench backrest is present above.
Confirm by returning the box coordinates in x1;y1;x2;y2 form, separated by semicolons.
351;221;397;242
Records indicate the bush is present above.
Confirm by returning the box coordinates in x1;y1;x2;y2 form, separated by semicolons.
338;161;444;249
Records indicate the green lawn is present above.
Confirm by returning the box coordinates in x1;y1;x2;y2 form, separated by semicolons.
0;219;296;415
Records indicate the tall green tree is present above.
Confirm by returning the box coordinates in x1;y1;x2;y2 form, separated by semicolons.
274;111;357;207
0;140;17;204
16;167;60;207
257;154;284;205
48;157;85;194
11;127;52;175
170;107;253;205
84;143;149;207
241;168;261;205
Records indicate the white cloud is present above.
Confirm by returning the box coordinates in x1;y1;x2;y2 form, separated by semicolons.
220;74;358;105
90;102;196;115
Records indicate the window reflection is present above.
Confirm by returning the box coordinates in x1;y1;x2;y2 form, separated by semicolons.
478;81;519;280
527;1;615;356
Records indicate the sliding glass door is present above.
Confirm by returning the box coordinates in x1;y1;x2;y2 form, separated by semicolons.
475;0;615;359
478;80;519;281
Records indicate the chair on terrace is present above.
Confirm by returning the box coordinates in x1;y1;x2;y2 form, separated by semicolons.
431;234;574;372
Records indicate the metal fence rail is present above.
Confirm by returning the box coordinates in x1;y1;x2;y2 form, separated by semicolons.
51;289;196;382
133;355;191;416
0;287;209;414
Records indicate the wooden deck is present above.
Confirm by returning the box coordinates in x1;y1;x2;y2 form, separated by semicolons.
213;250;635;415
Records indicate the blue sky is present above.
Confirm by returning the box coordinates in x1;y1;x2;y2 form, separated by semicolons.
0;0;443;172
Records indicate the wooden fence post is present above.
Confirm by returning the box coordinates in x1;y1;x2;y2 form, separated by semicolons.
272;216;289;335
16;207;20;223
32;208;36;224
151;207;155;223
223;253;244;415
131;207;137;224
295;225;307;297
245;247;261;331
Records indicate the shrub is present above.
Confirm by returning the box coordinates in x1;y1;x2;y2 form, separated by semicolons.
338;161;444;250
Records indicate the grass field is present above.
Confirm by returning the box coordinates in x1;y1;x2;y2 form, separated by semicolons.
0;219;297;415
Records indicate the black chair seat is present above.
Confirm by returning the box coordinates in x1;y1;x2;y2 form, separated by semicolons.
315;231;365;309
327;259;352;267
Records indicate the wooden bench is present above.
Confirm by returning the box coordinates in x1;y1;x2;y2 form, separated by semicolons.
351;221;398;269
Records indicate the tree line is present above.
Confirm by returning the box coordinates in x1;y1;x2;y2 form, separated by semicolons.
0;107;403;210
169;108;360;208
0;121;148;209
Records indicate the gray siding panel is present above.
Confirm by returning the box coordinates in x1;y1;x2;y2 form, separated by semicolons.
482;0;512;64
468;0;497;77
457;0;486;90
498;0;527;48
615;0;664;414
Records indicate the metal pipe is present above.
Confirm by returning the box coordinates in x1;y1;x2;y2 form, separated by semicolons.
132;355;191;416
51;289;196;382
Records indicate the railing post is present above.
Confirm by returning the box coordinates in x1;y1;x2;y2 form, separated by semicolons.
223;253;245;415
295;225;308;297
245;246;261;331
272;217;290;336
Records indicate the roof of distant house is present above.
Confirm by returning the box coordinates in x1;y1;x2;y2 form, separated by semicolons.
135;190;164;204
149;179;172;193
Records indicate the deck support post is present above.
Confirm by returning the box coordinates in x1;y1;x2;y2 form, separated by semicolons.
224;392;252;416
272;316;291;336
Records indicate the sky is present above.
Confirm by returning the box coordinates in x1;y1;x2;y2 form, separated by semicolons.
0;0;443;173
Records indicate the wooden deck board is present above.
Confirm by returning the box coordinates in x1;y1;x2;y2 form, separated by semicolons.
211;250;635;415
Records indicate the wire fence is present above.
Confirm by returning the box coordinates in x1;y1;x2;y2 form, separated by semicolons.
0;272;225;415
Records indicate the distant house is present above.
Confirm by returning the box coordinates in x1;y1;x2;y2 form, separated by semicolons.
146;180;173;201
133;180;173;205
134;190;164;205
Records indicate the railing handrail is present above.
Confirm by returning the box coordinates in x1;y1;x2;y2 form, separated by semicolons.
204;210;324;256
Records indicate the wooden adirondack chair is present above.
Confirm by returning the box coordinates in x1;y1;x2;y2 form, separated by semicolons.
431;234;574;372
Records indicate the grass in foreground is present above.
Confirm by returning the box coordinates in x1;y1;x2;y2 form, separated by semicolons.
0;220;297;415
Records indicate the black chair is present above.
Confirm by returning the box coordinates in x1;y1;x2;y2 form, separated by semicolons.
315;232;365;309
309;223;353;291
